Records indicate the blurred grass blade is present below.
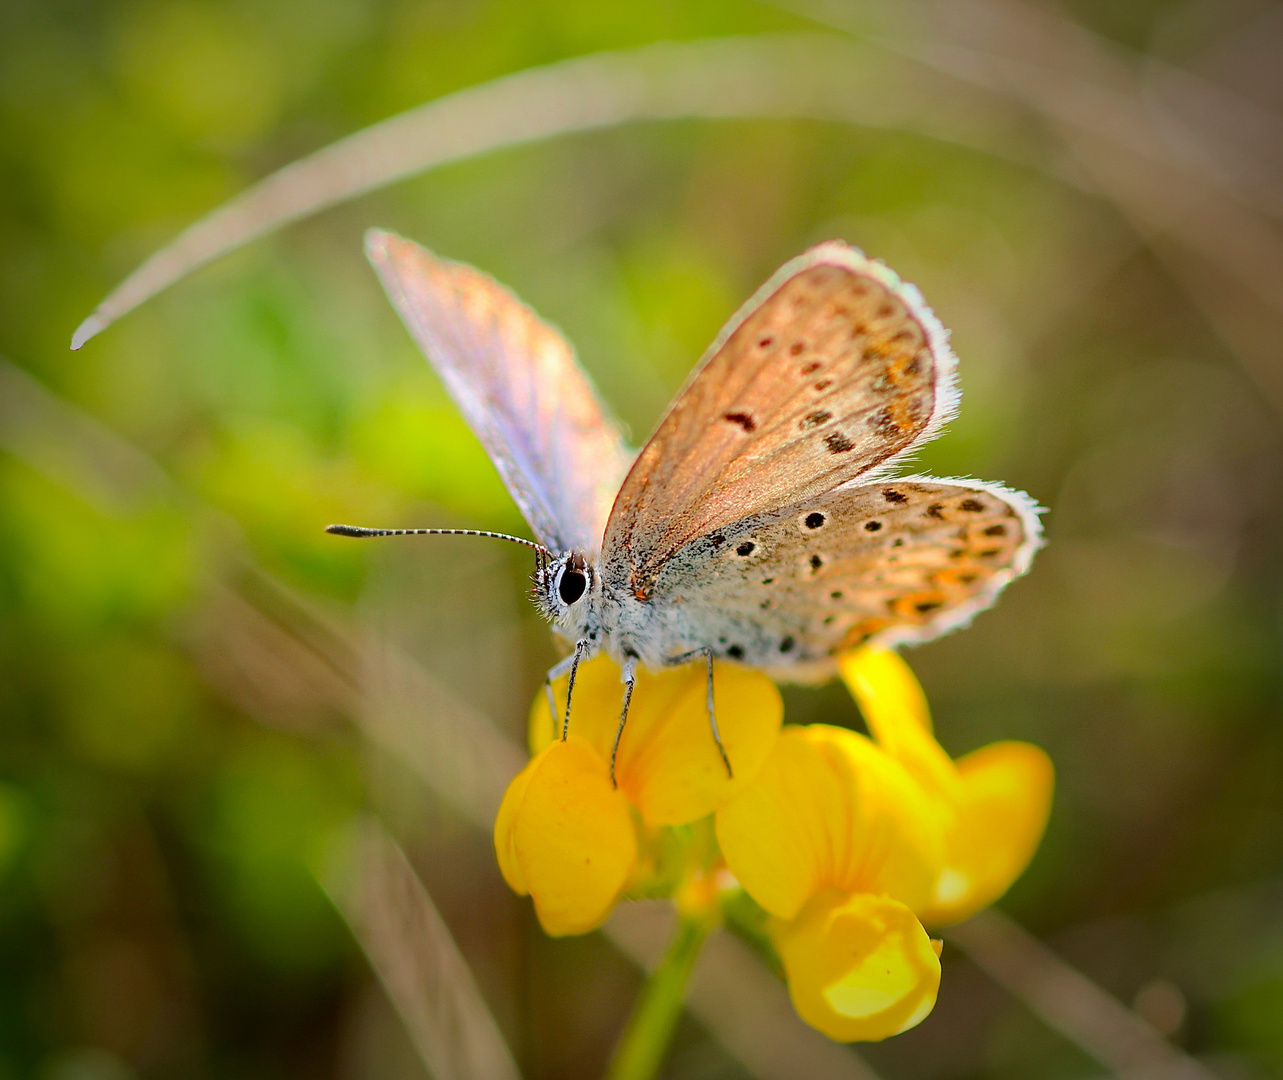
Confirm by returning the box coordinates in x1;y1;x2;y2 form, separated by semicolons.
784;0;1283;413
948;908;1220;1080
357;630;527;829
322;817;523;1080
0;356;174;513
70;32;1042;350
608;904;883;1080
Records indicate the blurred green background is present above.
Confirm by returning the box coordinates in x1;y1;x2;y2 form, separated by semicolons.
2;0;1282;1077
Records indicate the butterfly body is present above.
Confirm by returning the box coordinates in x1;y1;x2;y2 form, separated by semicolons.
539;475;1039;683
347;230;1043;774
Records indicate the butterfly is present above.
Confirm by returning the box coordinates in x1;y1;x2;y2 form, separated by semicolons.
330;231;1043;781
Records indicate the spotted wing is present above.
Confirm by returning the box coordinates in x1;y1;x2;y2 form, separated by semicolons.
650;479;1042;675
601;242;959;597
366;230;632;554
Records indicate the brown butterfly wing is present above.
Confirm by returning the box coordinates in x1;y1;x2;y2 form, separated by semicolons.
648;479;1041;676
600;242;958;598
366;230;632;553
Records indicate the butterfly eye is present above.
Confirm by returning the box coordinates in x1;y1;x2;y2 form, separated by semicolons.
558;568;587;605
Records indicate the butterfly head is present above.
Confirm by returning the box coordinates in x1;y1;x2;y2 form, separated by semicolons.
533;549;600;638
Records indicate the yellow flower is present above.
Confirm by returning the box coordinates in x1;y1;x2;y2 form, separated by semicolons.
839;648;1054;927
494;655;783;936
716;723;946;1041
493;645;1052;1046
776;891;944;1042
713;648;1054;1042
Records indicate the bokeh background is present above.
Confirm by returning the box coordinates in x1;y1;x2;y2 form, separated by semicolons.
2;0;1282;1077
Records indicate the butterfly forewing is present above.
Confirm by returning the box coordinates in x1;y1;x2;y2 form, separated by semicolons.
647;480;1041;673
366;230;632;553
601;243;957;598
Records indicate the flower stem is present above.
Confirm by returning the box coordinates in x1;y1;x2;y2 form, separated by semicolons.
604;910;715;1080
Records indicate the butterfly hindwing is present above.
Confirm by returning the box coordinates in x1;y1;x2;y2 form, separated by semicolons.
601;242;958;597
647;479;1042;675
366;230;632;553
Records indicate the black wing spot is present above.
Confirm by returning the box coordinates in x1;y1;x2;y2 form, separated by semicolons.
892;537;905;547
805;512;826;529
758;336;774;348
824;432;856;454
830;590;843;600
864;520;882;532
984;523;1007;537
779;636;795;653
801;410;832;430
810;554;824;572
979;548;1002;558
957;573;977;584
870;408;900;437
915;600;942;614
727;644;745;660
814;379;832;391
790;342;805;356
736;541;756;557
710;535;725;547
883;489;907;503
926;503;945;519
724;412;756;432
800;361;821;375
761;577;774;585
960;498;986;512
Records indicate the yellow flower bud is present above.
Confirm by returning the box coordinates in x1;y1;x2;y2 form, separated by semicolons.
775;890;941;1042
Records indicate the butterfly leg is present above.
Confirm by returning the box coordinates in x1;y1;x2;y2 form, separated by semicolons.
609;655;638;789
704;649;733;780
543;640;589;740
664;648;734;778
561;639;589;741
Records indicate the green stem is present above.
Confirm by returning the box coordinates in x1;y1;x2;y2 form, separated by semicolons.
604;910;716;1080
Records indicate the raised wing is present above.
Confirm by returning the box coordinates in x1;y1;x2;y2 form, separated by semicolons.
601;242;958;598
649;479;1042;676
366;230;632;554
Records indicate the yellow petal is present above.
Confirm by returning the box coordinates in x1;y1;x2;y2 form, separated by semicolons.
493;735;637;936
817;726;948;909
840;648;961;806
715;727;848;918
531;654;783;826
775;890;941;1042
716;725;944;920
921;741;1054;927
493;757;537;895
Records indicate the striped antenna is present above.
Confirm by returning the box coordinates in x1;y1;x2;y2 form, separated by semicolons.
326;524;553;559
